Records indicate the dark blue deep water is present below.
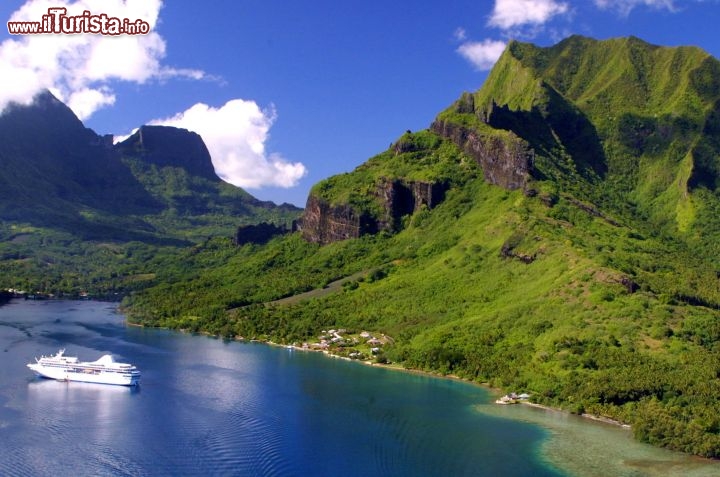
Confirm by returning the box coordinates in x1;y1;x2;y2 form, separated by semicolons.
0;300;564;476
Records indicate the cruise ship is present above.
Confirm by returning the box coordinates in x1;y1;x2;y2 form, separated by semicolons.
27;349;141;386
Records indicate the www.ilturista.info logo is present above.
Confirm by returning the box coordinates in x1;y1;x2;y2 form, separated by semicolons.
7;7;151;35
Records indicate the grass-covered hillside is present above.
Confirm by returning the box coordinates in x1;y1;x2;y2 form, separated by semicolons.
125;149;720;456
10;36;720;457
468;35;720;240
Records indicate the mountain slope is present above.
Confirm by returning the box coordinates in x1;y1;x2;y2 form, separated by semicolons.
41;37;720;456
115;125;300;240
0;91;160;229
0;91;300;295
465;35;720;236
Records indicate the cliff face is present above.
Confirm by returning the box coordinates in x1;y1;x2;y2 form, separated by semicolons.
430;119;533;190
298;195;377;244
376;179;448;230
296;85;539;246
115;125;217;181
298;178;448;244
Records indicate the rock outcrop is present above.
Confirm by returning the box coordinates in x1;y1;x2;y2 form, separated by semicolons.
297;178;448;245
115;125;217;181
375;179;447;231
296;195;378;244
430;119;533;191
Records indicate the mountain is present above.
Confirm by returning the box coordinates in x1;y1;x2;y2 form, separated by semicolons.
114;124;299;239
0;90;300;295
300;35;720;248
459;35;720;231
116;125;218;181
0;91;159;227
123;36;720;457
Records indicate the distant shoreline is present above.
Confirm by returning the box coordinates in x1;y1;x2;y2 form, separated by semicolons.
126;314;636;434
268;339;636;431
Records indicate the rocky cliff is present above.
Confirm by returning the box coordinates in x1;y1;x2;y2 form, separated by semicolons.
297;101;533;245
430;118;533;191
298;178;448;244
297;195;378;244
115;125;217;181
375;179;448;230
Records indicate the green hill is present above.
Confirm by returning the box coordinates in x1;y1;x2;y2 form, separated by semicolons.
0;91;300;296
122;36;720;457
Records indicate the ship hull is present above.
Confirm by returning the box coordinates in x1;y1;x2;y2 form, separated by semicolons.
27;363;140;386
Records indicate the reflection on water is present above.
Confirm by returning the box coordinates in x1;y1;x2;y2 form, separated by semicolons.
27;380;139;446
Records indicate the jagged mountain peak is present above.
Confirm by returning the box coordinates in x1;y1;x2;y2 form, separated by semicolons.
0;91;300;241
493;35;718;116
0;89;105;149
0;89;158;222
445;36;720;228
115;125;218;181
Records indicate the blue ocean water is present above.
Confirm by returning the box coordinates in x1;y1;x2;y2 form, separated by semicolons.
0;300;563;476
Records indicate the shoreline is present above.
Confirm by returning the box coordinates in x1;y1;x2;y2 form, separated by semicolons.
271;339;636;431
119;310;720;472
12;299;719;476
519;400;631;429
135;324;636;433
129;317;637;434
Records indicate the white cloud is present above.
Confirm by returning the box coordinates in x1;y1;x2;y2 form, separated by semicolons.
488;0;570;29
593;0;676;15
0;0;208;119
67;86;116;119
456;0;568;72
457;39;507;70
148;100;307;189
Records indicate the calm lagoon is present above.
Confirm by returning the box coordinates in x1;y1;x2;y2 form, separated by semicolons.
0;300;718;476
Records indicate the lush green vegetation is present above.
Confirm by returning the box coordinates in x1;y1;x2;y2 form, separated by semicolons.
310;130;475;218
6;37;720;458
124;169;720;457
121;36;720;458
0;156;300;296
0;93;300;296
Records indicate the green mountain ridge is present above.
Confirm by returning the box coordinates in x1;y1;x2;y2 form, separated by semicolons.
0;90;300;295
478;35;720;229
122;36;720;457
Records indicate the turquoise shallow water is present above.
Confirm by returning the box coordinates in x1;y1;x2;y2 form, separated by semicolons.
1;299;719;476
478;401;720;477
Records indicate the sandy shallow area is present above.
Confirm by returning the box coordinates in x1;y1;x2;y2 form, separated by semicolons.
476;401;720;477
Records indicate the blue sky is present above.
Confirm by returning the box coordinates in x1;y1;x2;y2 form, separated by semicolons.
2;0;720;206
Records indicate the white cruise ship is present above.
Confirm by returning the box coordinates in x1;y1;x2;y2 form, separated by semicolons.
27;349;141;386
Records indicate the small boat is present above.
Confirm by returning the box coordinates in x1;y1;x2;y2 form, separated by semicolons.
27;349;140;386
